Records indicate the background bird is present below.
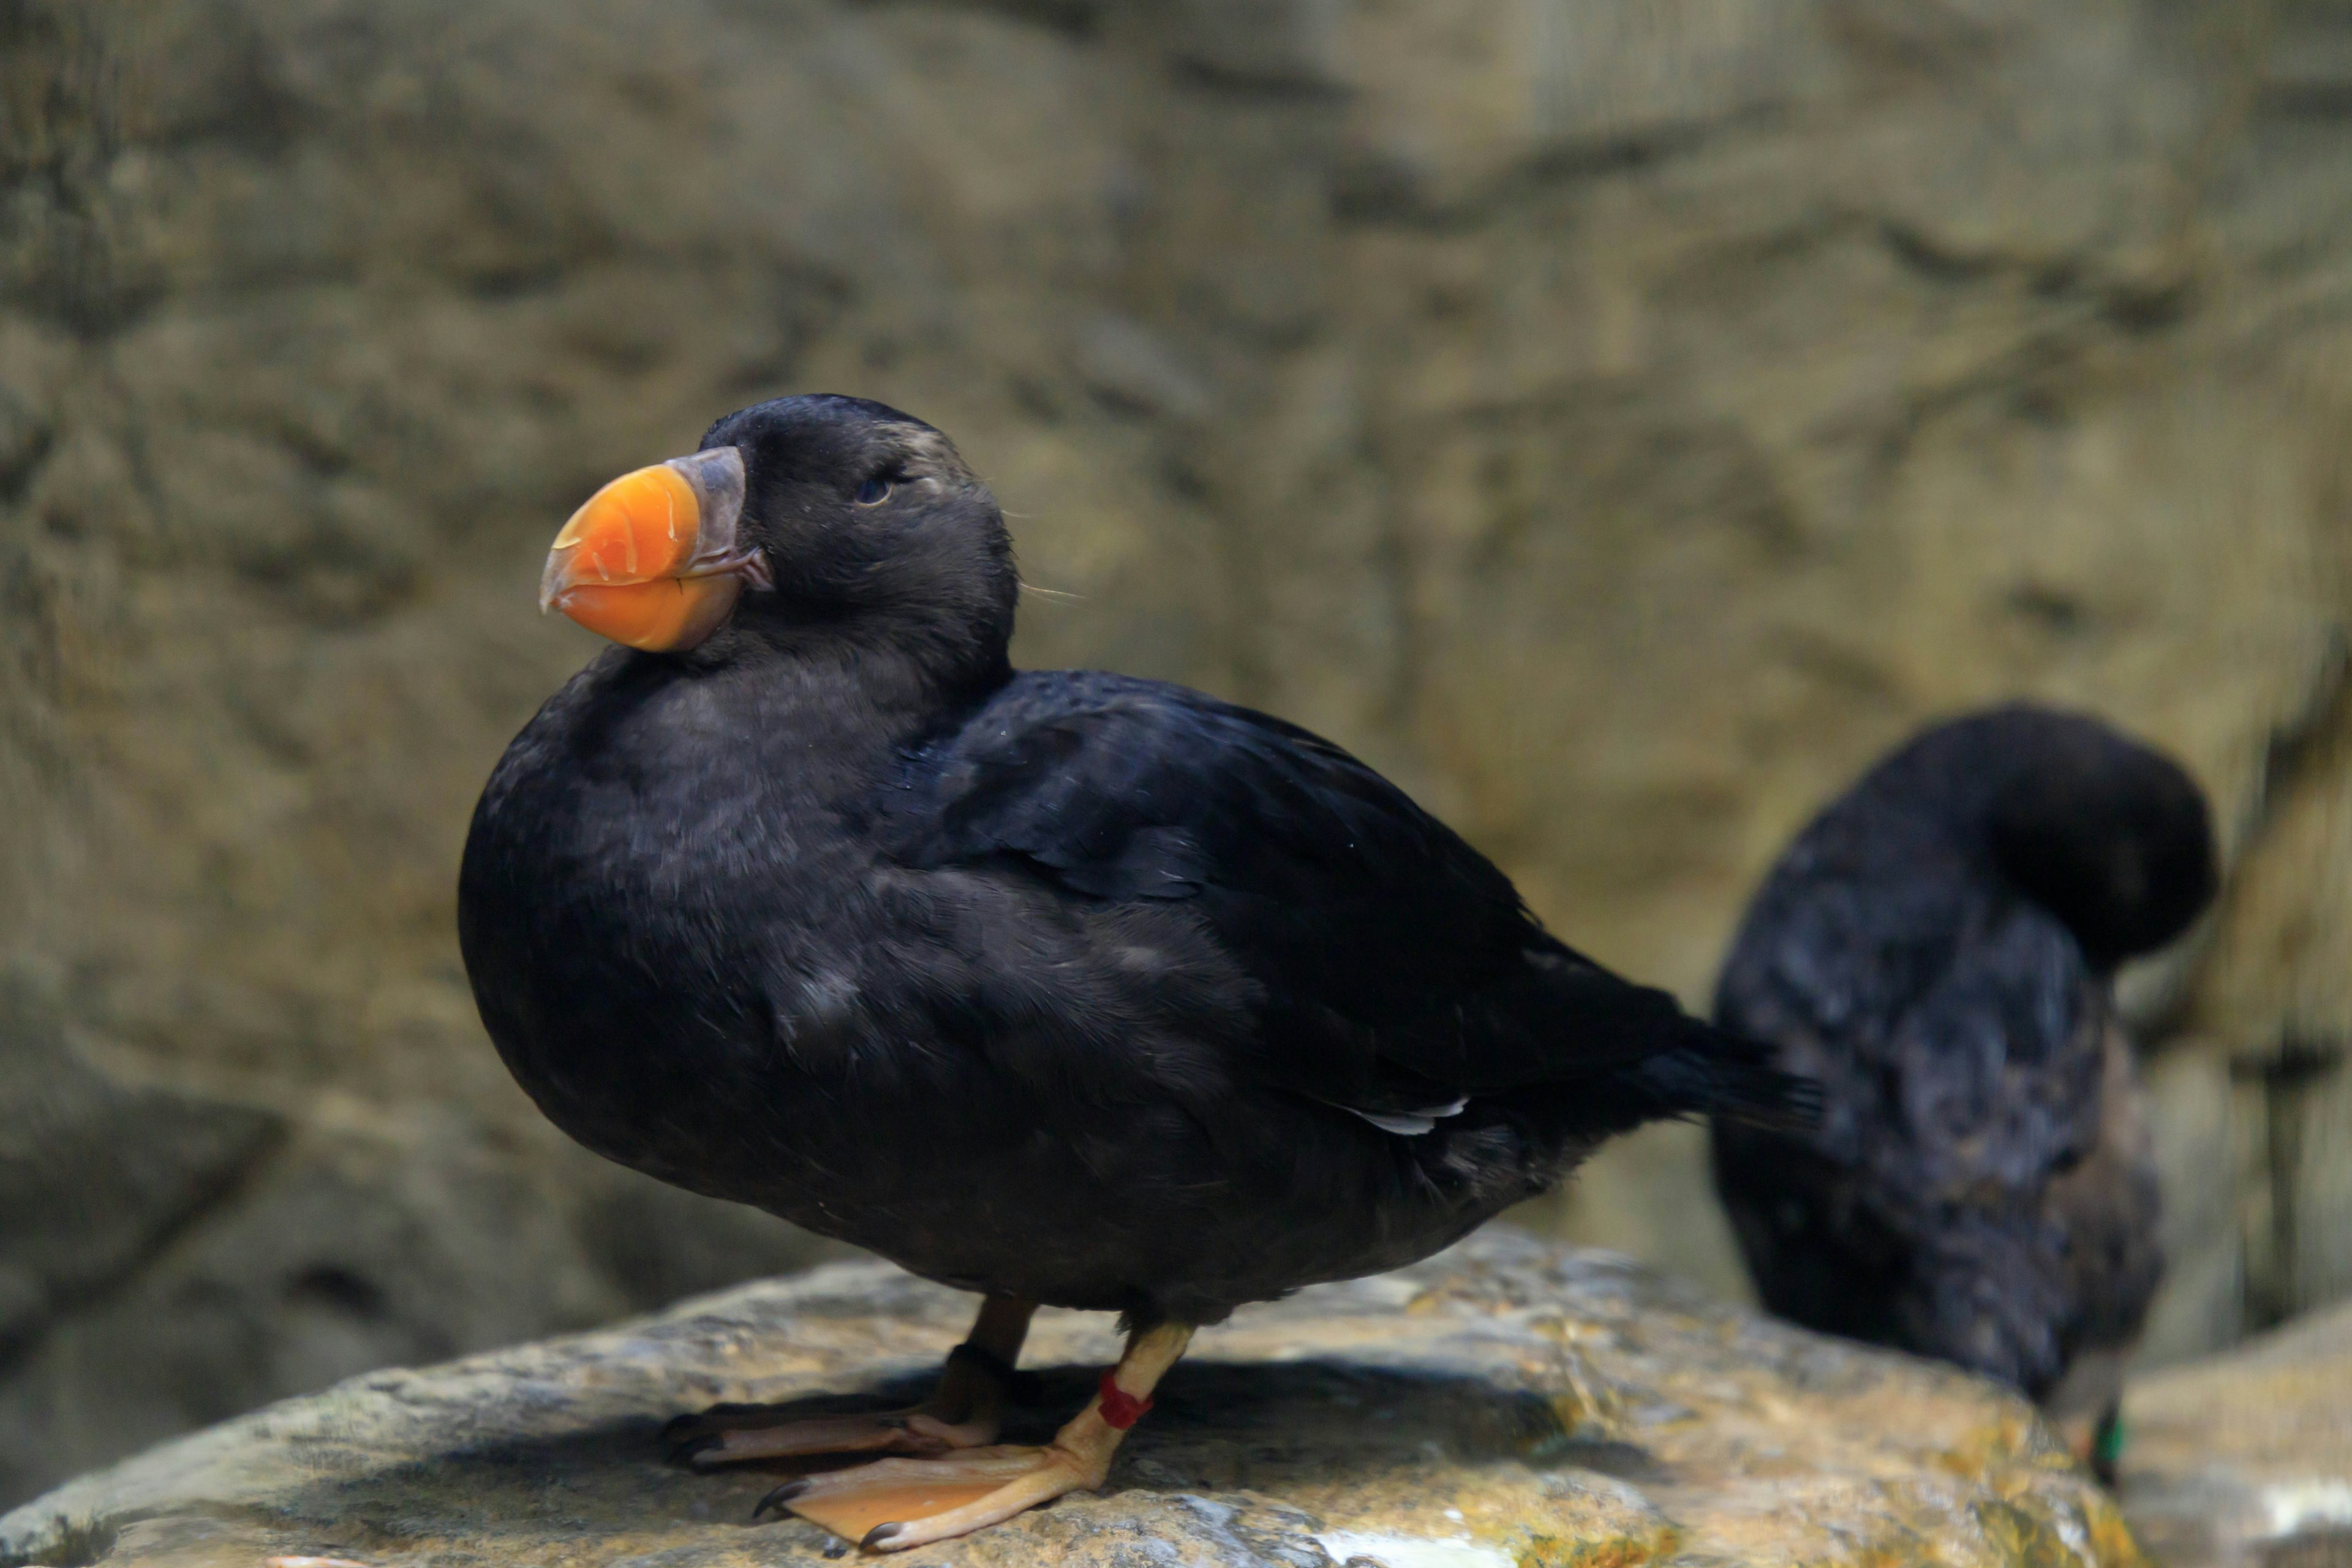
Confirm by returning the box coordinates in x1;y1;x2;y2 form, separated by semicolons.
1709;706;2217;1480
459;393;1812;1550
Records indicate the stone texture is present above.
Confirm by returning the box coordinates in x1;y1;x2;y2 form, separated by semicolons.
2121;1295;2352;1568
0;972;281;1361
6;0;2352;1509
0;1231;2139;1568
0;973;847;1509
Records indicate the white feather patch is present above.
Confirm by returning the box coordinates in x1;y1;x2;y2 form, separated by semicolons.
1344;1098;1469;1137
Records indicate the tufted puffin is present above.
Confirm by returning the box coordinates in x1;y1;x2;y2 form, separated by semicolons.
459;394;1812;1549
1709;706;2215;1482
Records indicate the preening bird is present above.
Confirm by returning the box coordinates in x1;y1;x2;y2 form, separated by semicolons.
459;394;1811;1550
1709;707;2215;1480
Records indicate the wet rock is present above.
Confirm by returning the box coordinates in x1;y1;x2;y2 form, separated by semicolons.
2122;1296;2352;1568
0;1232;2133;1568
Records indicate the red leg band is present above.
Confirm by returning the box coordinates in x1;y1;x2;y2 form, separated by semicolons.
1096;1369;1153;1430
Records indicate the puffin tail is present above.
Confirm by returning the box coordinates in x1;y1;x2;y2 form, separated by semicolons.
1630;1019;1820;1133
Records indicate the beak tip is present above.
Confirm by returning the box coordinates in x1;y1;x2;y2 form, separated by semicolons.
538;548;573;616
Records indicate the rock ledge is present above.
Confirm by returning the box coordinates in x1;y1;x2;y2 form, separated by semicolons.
1;1231;2134;1568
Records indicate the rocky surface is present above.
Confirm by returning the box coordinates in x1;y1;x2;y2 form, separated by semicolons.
5;0;2352;1507
0;1231;2138;1568
2122;1295;2352;1568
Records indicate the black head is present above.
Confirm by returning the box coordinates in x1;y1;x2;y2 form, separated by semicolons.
538;394;1017;692
1885;704;2218;970
700;394;1017;685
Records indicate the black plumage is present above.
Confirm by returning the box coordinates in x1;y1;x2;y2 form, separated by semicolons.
1709;706;2215;1473
458;394;1808;1547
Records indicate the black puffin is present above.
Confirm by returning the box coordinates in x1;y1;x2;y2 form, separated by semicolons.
1709;706;2215;1481
459;394;1811;1550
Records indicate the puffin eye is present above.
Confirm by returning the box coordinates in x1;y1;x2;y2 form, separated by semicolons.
854;477;892;506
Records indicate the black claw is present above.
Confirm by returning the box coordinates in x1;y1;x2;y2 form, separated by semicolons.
752;1479;811;1520
861;1523;905;1551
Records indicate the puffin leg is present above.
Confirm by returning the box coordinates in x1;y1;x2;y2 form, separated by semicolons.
669;1294;1035;1465
2082;1399;2127;1487
2050;1407;2116;1485
759;1319;1195;1552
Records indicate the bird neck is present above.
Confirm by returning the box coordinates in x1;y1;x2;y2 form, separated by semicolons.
706;581;1016;707
1855;715;2212;972
696;633;1011;780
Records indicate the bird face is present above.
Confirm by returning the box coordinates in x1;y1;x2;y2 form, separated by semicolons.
538;395;1014;665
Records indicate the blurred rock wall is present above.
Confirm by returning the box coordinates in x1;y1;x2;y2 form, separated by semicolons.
4;0;2350;1508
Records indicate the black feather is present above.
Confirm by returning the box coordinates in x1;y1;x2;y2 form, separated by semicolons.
1710;705;2214;1406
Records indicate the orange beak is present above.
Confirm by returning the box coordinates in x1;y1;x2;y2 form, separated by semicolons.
539;447;765;652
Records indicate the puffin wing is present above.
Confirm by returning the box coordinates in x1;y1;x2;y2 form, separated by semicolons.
1721;883;2106;1389
1883;905;2105;1199
877;671;1725;1120
1882;926;2109;1392
1719;853;2103;1177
